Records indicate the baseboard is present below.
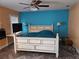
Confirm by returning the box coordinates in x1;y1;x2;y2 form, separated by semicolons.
76;48;79;54
0;44;8;50
73;44;79;54
0;42;13;50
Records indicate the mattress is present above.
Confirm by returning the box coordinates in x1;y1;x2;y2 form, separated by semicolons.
17;30;56;38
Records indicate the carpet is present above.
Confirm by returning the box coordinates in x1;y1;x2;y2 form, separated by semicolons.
0;44;79;59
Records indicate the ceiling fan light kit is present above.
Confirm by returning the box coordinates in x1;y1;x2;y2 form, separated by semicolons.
30;7;38;11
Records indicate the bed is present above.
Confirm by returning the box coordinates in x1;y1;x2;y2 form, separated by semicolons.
13;24;59;58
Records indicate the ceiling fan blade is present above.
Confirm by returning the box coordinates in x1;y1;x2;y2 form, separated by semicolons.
35;0;42;5
34;5;39;9
38;5;49;7
24;7;30;9
19;3;30;5
32;0;37;3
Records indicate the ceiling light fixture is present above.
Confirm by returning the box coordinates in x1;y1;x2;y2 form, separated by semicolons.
30;7;38;11
66;5;70;7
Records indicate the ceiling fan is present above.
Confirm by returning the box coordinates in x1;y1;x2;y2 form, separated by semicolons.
19;0;49;10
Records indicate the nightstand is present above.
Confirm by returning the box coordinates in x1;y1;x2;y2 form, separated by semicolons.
60;37;73;46
6;34;14;45
60;37;68;45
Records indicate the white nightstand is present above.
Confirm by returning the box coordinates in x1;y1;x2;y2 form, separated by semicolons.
6;34;14;45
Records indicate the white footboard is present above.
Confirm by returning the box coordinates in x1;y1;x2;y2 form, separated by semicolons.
13;33;59;58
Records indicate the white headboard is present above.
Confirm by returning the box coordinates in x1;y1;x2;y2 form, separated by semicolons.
28;24;53;32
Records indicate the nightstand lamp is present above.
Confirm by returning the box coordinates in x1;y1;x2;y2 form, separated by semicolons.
57;22;64;39
57;22;64;26
57;22;64;33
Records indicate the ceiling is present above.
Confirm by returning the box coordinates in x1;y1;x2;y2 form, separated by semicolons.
0;0;79;12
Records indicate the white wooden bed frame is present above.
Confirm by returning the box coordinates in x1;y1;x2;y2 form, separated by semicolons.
13;24;59;58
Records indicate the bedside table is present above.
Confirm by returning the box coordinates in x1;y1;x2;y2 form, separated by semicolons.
60;37;68;45
60;37;73;46
6;34;14;45
65;39;73;46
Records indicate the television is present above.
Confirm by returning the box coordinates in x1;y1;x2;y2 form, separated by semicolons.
12;23;22;33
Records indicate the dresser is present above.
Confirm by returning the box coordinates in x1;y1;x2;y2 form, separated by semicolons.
0;34;14;49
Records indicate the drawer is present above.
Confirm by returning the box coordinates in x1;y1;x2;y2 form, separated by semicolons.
36;45;55;51
17;43;34;49
16;38;27;43
29;39;40;44
42;40;55;45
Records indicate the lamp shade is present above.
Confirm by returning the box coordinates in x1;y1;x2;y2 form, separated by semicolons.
57;22;61;26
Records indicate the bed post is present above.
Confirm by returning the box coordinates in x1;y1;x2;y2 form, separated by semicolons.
13;34;17;54
51;24;53;32
28;24;30;32
56;33;59;58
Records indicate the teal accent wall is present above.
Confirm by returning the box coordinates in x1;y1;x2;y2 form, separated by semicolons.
19;9;69;37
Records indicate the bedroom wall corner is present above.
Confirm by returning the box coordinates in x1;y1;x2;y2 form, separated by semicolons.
69;2;79;51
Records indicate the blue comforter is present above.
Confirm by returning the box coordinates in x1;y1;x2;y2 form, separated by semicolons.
17;30;56;38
